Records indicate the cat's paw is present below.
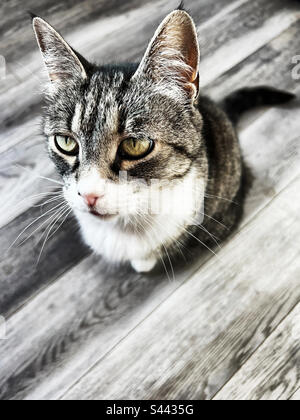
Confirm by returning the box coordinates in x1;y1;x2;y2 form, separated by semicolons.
131;258;157;273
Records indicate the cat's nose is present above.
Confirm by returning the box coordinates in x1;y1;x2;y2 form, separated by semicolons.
80;193;101;208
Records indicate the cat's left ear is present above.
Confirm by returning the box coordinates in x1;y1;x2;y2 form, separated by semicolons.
32;17;87;90
133;10;200;101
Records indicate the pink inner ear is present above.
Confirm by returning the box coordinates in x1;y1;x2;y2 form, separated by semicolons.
139;11;200;99
33;17;87;86
49;72;68;82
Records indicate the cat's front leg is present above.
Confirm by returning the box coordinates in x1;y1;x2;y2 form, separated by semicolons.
131;257;157;273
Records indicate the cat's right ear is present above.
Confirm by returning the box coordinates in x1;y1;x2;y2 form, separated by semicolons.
32;17;87;91
133;10;200;102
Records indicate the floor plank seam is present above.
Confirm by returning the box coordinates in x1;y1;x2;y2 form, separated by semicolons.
212;300;300;400
205;19;300;94
289;388;300;400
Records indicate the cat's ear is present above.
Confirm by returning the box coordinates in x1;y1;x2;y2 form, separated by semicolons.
133;10;200;101
32;17;87;89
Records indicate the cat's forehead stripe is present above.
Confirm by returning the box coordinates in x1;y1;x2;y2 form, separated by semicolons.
78;73;125;138
71;103;84;133
83;82;98;125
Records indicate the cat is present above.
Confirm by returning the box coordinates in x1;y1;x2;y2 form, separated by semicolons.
32;7;294;273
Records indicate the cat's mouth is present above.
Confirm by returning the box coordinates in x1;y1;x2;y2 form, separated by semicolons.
89;209;117;221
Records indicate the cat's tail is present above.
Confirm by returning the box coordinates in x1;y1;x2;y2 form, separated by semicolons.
220;87;296;125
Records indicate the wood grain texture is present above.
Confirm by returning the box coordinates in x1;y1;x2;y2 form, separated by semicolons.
214;304;300;400
0;203;90;318
0;257;196;400
238;95;300;223
0;0;300;401
62;176;300;400
206;20;300;102
0;0;232;65
199;0;300;86
289;388;300;400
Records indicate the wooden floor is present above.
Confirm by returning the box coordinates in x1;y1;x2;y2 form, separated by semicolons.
0;0;300;400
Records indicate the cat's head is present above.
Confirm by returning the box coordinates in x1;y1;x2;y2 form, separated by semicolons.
33;9;207;229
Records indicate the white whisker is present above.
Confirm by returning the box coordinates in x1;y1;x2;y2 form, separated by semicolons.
36;206;71;264
132;213;171;281
8;202;66;250
48;209;73;241
14;164;64;185
7;191;62;211
205;193;238;205
198;211;229;231
194;223;221;249
18;205;68;248
136;213;175;282
38;195;64;209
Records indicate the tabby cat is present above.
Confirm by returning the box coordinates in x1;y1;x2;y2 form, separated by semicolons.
32;7;294;272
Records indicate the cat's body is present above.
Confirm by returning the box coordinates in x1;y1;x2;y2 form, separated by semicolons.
32;8;294;272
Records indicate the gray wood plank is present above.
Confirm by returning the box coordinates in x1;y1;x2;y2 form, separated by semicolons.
61;176;300;400
0;200;90;317
0;132;60;228
238;94;300;223
0;252;213;400
0;0;232;66
205;20;300;102
0;0;153;65
289;388;300;400
213;304;300;400
199;0;300;86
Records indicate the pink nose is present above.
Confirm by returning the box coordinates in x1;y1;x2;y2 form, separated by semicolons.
82;194;101;208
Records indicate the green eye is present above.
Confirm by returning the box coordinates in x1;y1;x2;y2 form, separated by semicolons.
54;135;79;156
119;138;154;160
